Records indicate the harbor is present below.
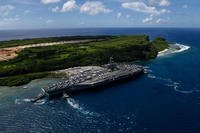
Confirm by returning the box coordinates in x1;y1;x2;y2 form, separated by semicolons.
31;59;144;102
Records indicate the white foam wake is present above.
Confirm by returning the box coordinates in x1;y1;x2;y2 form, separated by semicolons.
67;98;99;116
158;43;190;57
15;98;31;105
14;98;47;105
34;99;47;105
174;87;194;94
148;73;194;94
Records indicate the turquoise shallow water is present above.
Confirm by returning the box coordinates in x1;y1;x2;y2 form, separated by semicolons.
0;28;200;133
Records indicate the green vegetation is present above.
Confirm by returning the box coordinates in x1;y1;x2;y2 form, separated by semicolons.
152;37;169;52
0;72;49;87
0;35;112;48
0;35;169;86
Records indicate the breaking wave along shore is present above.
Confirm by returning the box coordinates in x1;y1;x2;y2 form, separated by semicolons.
158;43;190;57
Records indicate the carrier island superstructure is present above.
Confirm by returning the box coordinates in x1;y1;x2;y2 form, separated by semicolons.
31;58;145;102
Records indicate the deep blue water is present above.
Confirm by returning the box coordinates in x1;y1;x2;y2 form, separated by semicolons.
0;28;200;133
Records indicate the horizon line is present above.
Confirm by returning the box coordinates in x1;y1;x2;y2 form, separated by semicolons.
1;27;200;31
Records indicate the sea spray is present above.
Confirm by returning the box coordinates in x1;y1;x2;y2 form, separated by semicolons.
158;43;190;57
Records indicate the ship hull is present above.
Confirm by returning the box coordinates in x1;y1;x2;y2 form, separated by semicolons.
46;69;144;99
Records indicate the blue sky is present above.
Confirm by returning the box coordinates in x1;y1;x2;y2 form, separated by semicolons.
0;0;199;29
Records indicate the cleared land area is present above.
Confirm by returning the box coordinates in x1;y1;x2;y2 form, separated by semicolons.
0;40;96;62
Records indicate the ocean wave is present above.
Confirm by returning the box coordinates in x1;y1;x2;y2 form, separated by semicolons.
158;43;190;57
67;98;100;116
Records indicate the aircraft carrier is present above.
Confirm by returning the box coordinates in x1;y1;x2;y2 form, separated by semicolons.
31;58;145;102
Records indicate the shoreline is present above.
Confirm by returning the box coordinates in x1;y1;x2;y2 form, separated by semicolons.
158;43;190;57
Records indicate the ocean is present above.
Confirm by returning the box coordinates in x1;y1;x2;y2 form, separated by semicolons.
0;28;200;133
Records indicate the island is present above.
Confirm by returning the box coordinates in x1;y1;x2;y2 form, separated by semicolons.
0;35;169;86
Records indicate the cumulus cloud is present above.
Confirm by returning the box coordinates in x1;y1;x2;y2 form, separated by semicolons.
61;0;77;12
149;0;171;6
117;12;122;18
142;15;154;23
122;1;170;15
0;5;15;16
52;6;60;12
155;18;165;23
46;19;54;24
80;1;112;15
41;0;60;4
143;15;168;24
160;9;170;14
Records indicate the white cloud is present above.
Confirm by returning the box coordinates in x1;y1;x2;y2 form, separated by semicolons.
52;6;60;12
3;17;20;22
117;12;122;18
0;5;15;16
46;19;54;24
149;0;171;6
0;16;20;27
160;9;170;14
41;0;60;4
142;15;154;23
12;0;37;5
182;4;188;9
156;18;164;23
122;1;170;15
80;1;112;15
143;15;168;24
61;0;77;12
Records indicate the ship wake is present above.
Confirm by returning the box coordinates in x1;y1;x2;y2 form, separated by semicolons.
147;73;195;94
15;98;31;105
67;98;100;116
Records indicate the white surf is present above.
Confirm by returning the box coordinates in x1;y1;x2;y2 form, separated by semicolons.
158;43;190;57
